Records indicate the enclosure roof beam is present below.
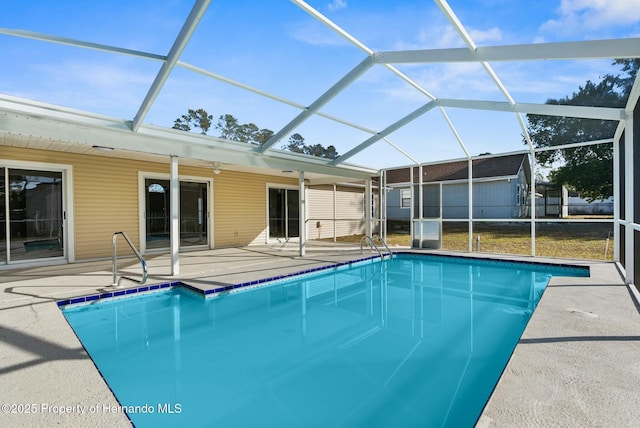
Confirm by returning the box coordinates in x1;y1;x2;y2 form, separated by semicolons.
258;55;375;152
185;61;390;143
292;0;438;100
435;0;535;151
436;99;624;121
131;0;210;132
614;72;640;142
382;138;421;165
333;101;438;165
294;0;473;162
533;138;614;153
0;26;384;140
0;28;167;61
374;38;640;64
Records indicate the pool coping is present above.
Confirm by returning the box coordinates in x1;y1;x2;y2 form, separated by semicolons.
55;250;598;427
2;245;638;427
56;251;591;308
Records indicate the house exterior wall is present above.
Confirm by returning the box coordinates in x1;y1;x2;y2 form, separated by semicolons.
214;170;296;247
387;175;529;220
386;187;408;221
307;185;368;239
567;196;614;215
2;147;371;265
307;185;335;240
2;146;156;260
335;185;367;236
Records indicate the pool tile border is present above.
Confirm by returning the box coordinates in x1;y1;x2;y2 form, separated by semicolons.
394;251;590;275
56;282;179;307
56;252;589;308
56;256;382;307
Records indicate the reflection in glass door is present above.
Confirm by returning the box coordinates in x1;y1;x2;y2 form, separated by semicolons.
180;181;208;247
3;169;64;262
0;168;5;264
268;188;299;240
144;178;209;251
145;179;170;250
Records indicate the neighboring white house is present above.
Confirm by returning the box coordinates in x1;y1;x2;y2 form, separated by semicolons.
385;154;531;221
535;182;614;217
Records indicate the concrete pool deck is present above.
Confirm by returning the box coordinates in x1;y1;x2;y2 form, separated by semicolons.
1;242;638;427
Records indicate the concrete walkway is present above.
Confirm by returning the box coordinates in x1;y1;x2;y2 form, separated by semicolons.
1;243;638;427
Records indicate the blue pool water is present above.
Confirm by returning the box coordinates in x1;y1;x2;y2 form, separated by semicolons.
62;254;588;427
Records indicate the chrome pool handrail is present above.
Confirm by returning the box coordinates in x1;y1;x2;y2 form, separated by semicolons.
360;235;382;258
373;234;392;258
112;231;148;286
360;234;393;260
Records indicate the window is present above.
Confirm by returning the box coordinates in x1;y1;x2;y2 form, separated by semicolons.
401;188;411;209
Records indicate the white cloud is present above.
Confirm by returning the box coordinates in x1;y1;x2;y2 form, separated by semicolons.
327;0;347;12
469;27;503;44
541;0;640;34
25;59;155;116
406;23;503;51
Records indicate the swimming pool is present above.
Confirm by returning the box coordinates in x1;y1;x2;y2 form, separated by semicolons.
61;254;588;427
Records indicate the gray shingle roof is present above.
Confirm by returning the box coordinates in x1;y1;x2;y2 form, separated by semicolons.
386;154;530;184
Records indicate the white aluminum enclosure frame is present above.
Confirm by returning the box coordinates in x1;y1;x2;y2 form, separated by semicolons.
1;0;639;283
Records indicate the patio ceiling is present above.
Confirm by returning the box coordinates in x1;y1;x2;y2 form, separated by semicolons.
1;0;639;177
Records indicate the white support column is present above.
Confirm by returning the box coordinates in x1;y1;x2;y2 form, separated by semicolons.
332;184;337;243
170;155;180;276
624;113;634;283
410;167;414;247
468;158;473;252
379;170;385;239
299;171;306;257
613;138;620;262
530;151;537;257
365;179;372;238
439;182;443;247
418;166;423;248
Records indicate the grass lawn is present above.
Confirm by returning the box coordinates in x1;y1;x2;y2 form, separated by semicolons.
325;221;614;261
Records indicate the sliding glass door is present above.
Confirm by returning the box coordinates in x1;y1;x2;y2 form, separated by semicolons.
145;179;170;250
1;167;65;263
180;181;208;247
0;168;5;263
144;177;209;251
268;187;299;240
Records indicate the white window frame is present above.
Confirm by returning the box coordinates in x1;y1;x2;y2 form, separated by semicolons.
266;183;304;243
138;172;213;255
400;188;412;209
0;159;74;267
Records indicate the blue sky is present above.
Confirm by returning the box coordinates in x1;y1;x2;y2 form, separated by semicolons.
1;0;639;169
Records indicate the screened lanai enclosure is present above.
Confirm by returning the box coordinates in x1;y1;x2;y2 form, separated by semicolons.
1;1;639;286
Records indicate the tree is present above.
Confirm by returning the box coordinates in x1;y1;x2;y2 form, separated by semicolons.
173;110;338;158
526;59;638;201
172;108;213;134
283;133;339;159
214;114;240;140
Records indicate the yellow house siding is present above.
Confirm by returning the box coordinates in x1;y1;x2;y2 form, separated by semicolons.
214;171;297;247
2;146;176;259
306;185;368;239
335;186;366;236
2;146;372;261
74;156;162;259
308;185;335;240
